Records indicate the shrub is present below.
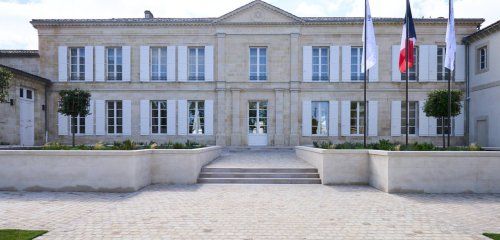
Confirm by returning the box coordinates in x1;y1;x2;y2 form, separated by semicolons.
312;140;481;151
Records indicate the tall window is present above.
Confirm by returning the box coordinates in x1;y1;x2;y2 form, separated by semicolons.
478;46;488;72
189;47;205;81
188;100;205;134
69;47;85;81
312;47;329;81
351;47;364;81
437;118;451;135
151;47;168;81
71;116;86;135
248;101;268;134
151;101;167;134
401;101;418;135
312;101;329;135
437;47;451;81
249;47;267;81
350;101;365;135
400;47;419;81
107;47;122;81
107;100;123;134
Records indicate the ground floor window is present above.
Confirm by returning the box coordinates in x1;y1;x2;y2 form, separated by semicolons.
312;101;328;135
151;100;167;134
350;101;365;135
188;100;205;134
248;101;268;134
401;101;417;135
107;100;123;134
70;115;85;134
437;117;451;135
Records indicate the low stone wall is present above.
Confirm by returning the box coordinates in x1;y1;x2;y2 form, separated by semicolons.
295;146;500;193
0;146;222;192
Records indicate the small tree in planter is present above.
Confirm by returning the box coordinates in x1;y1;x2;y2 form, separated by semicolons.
423;89;462;148
0;67;13;103
59;89;91;147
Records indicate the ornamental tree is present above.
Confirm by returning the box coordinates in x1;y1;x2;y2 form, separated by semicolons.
423;89;462;148
59;89;91;146
0;67;13;103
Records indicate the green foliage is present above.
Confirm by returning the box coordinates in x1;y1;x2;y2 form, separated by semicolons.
0;67;13;103
41;140;206;150
58;89;91;117
0;142;10;145
483;233;500;240
423;90;462;118
0;229;48;240
400;142;436;151
158;140;206;149
313;140;482;151
111;139;137;150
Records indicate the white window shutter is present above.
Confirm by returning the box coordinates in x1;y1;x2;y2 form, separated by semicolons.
302;46;312;82
122;46;131;82
205;46;214;81
178;46;188;82
418;101;429;136
58;113;68;136
177;100;188;135
329;101;339;136
122;100;132;135
205;100;214;135
85;100;94;135
368;46;379;82
58;46;68;82
341;101;351;136
454;101;465;136
140;100;150;135
95;46;105;82
140;46;150;82
167;100;176;135
455;45;466;82
95;100;105;135
392;45;401;82
428;117;438;136
428;45;438;82
391;101;402;136
329;46;340;82
84;46;93;82
302;101;312;136
368;101;378;136
341;46;351;82
419;45;430;82
167;46;176;82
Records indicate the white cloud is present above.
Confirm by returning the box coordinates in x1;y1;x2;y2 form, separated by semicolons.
0;0;497;49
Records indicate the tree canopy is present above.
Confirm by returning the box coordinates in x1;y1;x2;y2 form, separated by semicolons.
423;89;462;118
0;67;13;103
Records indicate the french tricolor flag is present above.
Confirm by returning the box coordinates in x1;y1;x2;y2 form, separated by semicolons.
399;0;417;73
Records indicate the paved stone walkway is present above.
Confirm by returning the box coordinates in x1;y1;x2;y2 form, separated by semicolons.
1;184;499;239
206;148;313;168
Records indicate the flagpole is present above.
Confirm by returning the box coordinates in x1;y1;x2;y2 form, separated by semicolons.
405;0;410;148
363;0;368;148
447;0;452;148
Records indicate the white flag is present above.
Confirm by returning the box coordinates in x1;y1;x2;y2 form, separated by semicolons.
362;0;377;72
445;0;456;70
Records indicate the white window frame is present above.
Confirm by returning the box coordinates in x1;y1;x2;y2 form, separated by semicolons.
151;100;168;134
106;100;123;135
188;100;205;135
19;87;34;101
401;101;418;135
248;101;268;134
151;47;168;81
400;47;419;81
70;115;86;135
69;47;85;81
106;47;123;81
437;46;451;81
350;47;364;81
311;101;329;136
312;47;329;81
188;47;205;81
478;46;488;72
249;47;267;81
350;101;365;135
437;117;452;135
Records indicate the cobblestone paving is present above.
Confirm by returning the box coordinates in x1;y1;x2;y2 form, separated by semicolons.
207;148;313;168
1;184;499;239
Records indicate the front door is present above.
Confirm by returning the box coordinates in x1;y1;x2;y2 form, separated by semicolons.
248;101;268;146
19;87;35;146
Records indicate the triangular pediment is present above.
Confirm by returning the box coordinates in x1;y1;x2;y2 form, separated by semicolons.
215;0;303;24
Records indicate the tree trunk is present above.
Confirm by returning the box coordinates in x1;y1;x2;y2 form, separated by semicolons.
441;117;446;149
71;120;76;147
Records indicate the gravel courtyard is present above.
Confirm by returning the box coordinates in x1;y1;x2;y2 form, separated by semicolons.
1;184;499;240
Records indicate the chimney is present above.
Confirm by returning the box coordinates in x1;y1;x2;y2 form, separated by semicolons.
144;10;154;19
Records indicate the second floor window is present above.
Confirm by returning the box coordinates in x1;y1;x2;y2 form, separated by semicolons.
437;47;451;81
107;100;123;134
189;47;205;81
401;47;419;81
151;100;167;134
478;46;488;72
189;100;205;134
107;47;122;81
312;101;329;135
350;101;365;135
69;47;85;81
151;47;168;81
312;47;329;81
71;115;86;135
249;47;267;81
401;101;418;135
351;47;364;81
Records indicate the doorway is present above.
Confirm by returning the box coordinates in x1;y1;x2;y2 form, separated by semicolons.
248;101;268;146
19;87;35;146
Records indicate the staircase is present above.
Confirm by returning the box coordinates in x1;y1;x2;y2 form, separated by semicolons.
197;167;321;184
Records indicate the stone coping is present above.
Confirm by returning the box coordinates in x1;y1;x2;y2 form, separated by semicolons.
296;146;500;157
0;146;220;156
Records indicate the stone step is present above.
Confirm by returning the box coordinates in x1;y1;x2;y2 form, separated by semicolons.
199;173;320;179
201;168;318;173
197;178;322;184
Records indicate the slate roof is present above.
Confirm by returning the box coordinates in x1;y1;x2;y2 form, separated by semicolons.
463;19;500;43
0;50;39;57
0;64;51;85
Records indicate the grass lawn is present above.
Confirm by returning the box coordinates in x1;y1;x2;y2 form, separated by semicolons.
484;233;500;240
0;229;47;240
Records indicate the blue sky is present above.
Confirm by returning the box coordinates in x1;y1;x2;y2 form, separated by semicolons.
0;0;498;49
